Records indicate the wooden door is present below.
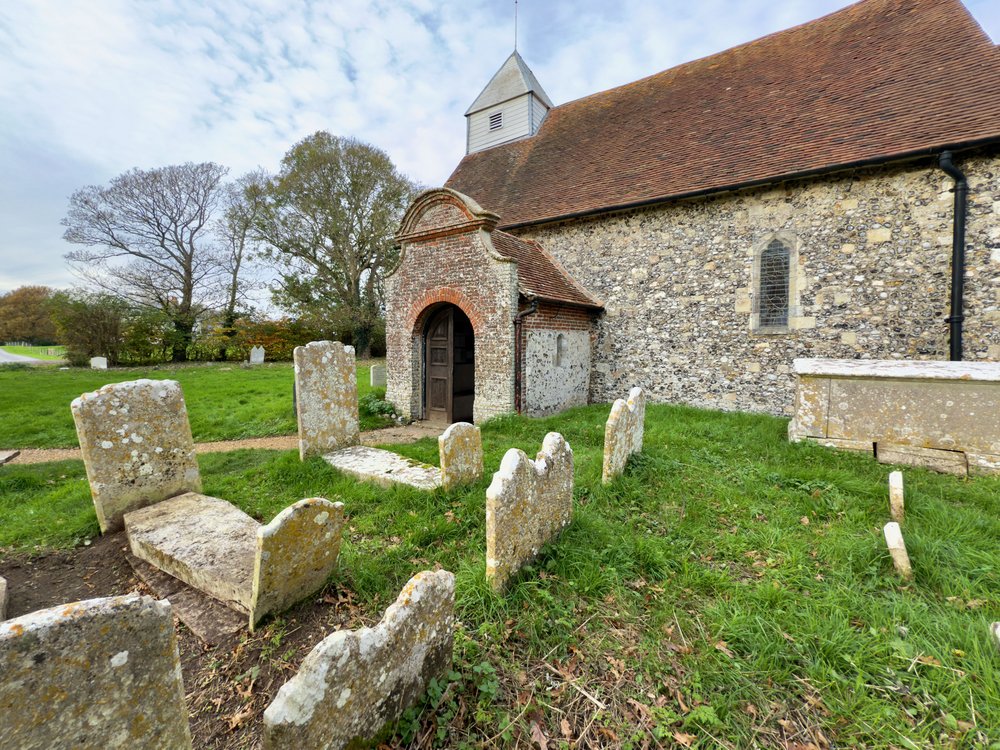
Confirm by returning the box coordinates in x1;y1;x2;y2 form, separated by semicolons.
425;308;453;422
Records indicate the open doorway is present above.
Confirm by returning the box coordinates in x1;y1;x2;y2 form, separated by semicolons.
424;304;475;423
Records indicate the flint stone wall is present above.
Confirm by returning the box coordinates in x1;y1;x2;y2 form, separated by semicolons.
486;432;574;590
522;302;593;417
789;358;1000;475
602;387;647;483
438;422;484;490
263;569;455;750
294;341;360;459
515;152;1000;415
72;379;201;533
0;595;191;749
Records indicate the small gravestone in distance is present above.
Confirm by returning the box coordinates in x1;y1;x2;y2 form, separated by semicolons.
602;387;646;484
263;570;455;749
888;471;904;523
370;363;386;387
249;346;265;365
883;521;912;579
0;594;192;748
439;422;484;490
486;432;574;590
90;356;108;369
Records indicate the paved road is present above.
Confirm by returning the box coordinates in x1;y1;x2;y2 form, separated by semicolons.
0;347;46;364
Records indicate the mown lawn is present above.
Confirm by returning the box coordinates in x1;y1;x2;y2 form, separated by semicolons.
0;345;65;360
0;360;389;447
2;403;998;747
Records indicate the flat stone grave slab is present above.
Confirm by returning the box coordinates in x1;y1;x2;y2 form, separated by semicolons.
125;493;257;616
0;450;19;465
126;553;245;644
324;446;441;490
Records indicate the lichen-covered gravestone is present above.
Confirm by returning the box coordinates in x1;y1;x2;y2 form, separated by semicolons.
89;356;108;370
249;346;265;365
486;432;574;590
439;422;484;490
294;341;360;459
263;570;455;750
602;387;646;484
370;363;386;387
72;379;201;533
0;595;192;749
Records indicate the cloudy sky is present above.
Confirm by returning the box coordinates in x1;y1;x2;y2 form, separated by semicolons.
1;0;997;294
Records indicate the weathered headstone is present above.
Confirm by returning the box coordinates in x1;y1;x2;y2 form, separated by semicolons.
883;521;912;579
126;493;345;630
294;341;360;459
0;595;192;749
888;471;904;523
249;345;265;365
602;387;646;484
0;576;6;621
72;379;201;533
370;363;386;387
89;356;108;370
439;422;484;490
486;432;574;590
263;570;455;750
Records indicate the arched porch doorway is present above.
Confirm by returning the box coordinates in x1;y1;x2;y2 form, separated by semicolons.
424;304;475;423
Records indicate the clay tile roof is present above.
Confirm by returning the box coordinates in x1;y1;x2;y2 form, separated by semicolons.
491;230;603;309
447;0;1000;228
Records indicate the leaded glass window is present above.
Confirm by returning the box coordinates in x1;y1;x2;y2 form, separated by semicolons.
758;239;790;327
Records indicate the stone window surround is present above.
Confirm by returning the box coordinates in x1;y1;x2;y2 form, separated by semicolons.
749;230;804;335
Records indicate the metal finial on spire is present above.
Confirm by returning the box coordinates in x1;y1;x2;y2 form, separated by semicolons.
514;0;518;51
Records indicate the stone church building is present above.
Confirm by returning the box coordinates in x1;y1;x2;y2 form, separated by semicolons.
386;0;1000;424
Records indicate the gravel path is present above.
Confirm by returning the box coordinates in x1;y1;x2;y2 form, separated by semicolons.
6;423;443;465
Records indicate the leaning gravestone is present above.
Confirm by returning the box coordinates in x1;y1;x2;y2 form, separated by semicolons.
884;521;912;580
263;570;455;749
439;422;484;490
602;387;646;484
294;341;360;459
0;594;192;749
89;356;108;370
486;432;574;590
249;346;265;365
0;576;6;620
370;363;386;387
72;379;201;533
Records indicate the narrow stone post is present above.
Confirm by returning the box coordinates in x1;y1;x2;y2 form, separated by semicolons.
883;521;912;579
991;622;1000;652
888;471;904;523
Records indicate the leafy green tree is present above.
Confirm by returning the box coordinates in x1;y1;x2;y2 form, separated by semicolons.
253;132;417;357
0;285;57;344
48;292;129;366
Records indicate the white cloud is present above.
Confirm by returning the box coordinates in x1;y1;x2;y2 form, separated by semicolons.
0;0;997;292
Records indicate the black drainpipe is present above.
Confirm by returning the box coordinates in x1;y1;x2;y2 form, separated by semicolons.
513;299;539;413
938;151;968;361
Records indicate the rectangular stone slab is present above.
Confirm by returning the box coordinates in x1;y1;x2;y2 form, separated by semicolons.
0;450;19;465
126;553;245;644
876;443;968;476
125;493;257;614
324;445;442;490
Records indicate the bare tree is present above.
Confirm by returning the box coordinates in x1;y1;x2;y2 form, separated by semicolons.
213;169;267;359
252;132;417;357
62;162;228;361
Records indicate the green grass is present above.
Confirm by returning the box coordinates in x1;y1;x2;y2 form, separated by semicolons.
1;345;65;360
0;361;390;447
3;403;999;747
